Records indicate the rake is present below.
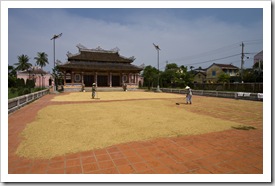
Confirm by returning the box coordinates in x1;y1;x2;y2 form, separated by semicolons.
96;91;100;99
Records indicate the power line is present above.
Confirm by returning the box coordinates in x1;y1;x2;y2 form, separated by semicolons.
183;53;241;66
168;42;241;63
167;39;262;64
242;39;262;43
156;40;262;70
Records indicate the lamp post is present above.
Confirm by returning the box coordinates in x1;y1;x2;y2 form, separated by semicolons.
50;33;62;92
153;43;161;92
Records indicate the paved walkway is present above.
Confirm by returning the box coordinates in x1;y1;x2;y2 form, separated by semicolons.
8;94;263;174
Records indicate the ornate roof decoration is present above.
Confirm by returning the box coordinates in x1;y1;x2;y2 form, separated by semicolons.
139;63;145;69
66;51;73;57
66;44;135;63
95;46;103;51
110;47;120;52
76;43;88;50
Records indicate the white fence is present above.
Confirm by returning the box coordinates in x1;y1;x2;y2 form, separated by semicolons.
8;89;50;114
159;88;263;101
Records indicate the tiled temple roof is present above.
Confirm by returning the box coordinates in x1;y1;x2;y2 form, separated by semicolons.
59;45;142;72
58;61;143;72
67;46;135;63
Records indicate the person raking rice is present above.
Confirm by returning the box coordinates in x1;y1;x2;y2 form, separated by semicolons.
185;86;192;104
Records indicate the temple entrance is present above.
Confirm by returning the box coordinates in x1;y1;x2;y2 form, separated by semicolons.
49;78;52;86
97;75;108;86
112;76;120;87
84;75;94;87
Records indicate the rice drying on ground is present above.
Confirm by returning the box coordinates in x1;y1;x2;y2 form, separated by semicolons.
16;96;241;159
51;91;184;102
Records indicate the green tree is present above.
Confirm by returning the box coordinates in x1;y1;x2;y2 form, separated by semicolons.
252;61;263;82
15;54;32;79
15;54;32;71
52;65;64;90
161;64;193;88
242;62;263;83
34;52;49;88
165;63;178;70
8;65;17;87
161;63;179;87
253;60;263;71
16;78;25;88
26;79;35;89
180;65;194;87
242;68;254;82
218;73;230;84
142;65;159;90
34;52;49;70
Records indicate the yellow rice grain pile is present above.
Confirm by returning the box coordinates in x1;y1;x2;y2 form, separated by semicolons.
16;94;239;159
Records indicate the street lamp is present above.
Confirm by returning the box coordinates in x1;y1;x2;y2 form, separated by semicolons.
50;33;62;92
153;43;161;92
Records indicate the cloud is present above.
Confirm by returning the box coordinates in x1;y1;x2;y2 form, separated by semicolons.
8;8;263;72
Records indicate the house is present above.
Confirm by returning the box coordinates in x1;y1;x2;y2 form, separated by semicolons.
192;67;207;83
205;63;239;83
17;66;52;88
254;50;263;65
58;45;143;92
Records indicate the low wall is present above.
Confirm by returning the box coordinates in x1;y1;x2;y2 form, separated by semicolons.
193;83;263;93
159;88;263;101
8;89;50;114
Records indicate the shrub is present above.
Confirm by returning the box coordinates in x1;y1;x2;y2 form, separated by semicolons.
16;78;25;88
10;87;17;94
17;88;30;96
26;79;34;89
8;76;17;88
33;87;45;92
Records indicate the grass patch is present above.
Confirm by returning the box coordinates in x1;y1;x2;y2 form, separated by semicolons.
8;87;47;99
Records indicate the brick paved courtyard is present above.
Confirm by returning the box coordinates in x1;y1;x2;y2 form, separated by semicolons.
7;92;264;177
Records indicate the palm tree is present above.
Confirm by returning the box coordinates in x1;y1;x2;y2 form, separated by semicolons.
34;52;49;70
15;54;32;71
34;52;49;88
15;54;32;79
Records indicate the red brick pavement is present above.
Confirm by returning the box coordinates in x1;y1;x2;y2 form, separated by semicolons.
8;94;263;174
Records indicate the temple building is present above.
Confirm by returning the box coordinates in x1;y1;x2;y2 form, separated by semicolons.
58;45;143;92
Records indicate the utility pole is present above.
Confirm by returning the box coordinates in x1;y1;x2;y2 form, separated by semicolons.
50;33;62;92
153;43;161;92
241;42;244;83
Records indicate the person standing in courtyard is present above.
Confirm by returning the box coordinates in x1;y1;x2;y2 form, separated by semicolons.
92;83;96;99
185;86;192;104
123;83;127;91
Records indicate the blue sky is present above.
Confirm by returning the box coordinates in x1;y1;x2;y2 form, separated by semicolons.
8;6;263;72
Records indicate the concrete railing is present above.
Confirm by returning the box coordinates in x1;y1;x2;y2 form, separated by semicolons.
159;88;263;101
8;89;50;114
